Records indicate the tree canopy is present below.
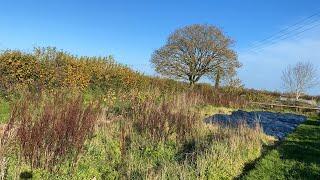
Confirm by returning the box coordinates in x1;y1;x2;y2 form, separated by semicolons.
151;24;240;87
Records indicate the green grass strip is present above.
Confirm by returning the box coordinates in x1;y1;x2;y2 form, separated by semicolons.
243;116;320;180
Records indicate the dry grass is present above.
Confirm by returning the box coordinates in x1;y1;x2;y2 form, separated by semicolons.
128;93;200;142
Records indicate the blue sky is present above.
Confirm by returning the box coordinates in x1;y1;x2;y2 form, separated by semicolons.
1;0;320;94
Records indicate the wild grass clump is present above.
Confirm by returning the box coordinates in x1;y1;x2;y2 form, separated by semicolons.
9;93;100;172
194;122;268;179
128;93;200;143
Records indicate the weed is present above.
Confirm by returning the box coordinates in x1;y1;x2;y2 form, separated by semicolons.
11;93;100;172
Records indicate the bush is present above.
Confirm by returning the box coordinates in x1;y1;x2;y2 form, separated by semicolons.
0;50;41;94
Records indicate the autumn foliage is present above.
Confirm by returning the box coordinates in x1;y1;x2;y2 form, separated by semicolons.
0;47;147;95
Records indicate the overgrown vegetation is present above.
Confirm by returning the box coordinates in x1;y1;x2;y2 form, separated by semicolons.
0;88;274;179
0;47;316;179
14;93;100;172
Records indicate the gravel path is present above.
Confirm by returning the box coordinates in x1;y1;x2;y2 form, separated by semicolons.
204;110;307;140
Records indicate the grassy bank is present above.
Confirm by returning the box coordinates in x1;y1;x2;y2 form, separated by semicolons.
0;90;274;179
243;116;320;179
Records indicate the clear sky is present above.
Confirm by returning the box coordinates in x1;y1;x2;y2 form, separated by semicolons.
1;0;320;95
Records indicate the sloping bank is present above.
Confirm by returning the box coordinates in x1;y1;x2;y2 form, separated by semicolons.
206;111;320;179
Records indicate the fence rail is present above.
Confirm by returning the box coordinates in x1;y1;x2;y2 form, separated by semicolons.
250;102;320;111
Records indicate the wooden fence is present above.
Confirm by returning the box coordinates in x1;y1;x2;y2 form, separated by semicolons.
250;102;320;113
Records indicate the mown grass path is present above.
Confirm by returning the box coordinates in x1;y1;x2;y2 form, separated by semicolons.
243;116;320;179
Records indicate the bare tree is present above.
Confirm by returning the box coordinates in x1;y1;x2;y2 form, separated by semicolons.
151;24;240;87
282;61;318;100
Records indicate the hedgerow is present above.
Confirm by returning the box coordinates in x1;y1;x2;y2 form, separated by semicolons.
0;47;147;95
0;46;281;107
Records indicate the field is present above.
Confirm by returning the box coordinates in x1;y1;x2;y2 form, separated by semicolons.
0;48;319;179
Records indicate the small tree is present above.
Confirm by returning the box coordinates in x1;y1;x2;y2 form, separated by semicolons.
282;61;318;100
151;24;239;87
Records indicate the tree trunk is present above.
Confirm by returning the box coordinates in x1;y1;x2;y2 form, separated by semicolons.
189;81;195;89
188;75;196;89
295;92;300;101
215;72;221;89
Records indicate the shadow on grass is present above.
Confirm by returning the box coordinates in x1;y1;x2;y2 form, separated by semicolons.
278;119;320;165
235;141;281;179
301;120;320;126
279;142;320;163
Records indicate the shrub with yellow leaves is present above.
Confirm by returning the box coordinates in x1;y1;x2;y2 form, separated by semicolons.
0;50;41;93
0;47;148;95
